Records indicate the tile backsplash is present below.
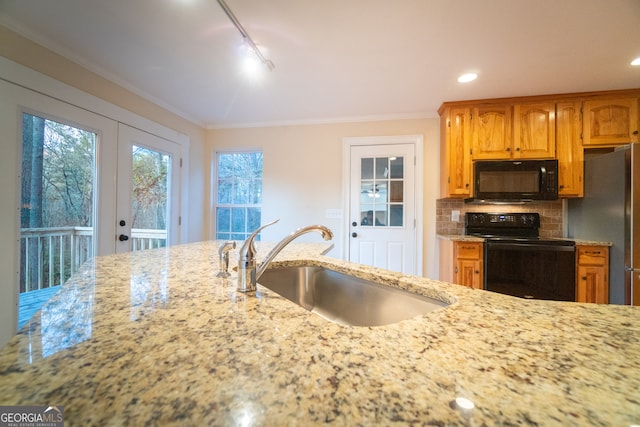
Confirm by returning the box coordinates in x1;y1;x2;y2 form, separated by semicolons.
436;199;563;239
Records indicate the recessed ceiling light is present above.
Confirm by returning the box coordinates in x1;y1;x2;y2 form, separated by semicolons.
631;57;640;66
458;73;478;83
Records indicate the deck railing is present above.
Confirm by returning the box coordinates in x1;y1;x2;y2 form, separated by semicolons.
19;227;167;293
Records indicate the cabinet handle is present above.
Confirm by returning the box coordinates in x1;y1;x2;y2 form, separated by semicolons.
581;276;587;280
585;250;601;255
515;147;520;151
475;270;479;274
455;267;459;273
633;130;638;135
506;147;511;151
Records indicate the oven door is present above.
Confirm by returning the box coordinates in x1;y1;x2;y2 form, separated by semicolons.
484;240;576;301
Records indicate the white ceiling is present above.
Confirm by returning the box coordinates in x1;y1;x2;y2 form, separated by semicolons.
1;0;639;128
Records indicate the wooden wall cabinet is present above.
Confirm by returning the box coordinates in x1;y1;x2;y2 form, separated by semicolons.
441;107;473;197
439;89;640;199
471;104;512;160
556;102;584;197
471;103;556;160
512;102;556;159
576;245;609;304
583;97;639;146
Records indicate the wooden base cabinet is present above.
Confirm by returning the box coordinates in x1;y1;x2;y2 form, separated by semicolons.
576;245;609;304
439;240;484;289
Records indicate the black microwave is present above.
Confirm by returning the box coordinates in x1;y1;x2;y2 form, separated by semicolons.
472;159;558;202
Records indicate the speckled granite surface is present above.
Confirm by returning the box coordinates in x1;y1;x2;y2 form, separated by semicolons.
437;234;485;242
438;234;613;246
0;240;638;426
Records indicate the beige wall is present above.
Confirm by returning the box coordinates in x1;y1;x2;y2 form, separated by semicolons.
209;118;441;278
0;24;208;243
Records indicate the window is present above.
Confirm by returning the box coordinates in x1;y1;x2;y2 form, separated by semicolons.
215;151;263;240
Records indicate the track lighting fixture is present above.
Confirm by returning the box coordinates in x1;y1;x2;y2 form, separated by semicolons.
216;0;275;71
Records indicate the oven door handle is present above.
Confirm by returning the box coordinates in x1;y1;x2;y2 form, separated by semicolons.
486;242;575;252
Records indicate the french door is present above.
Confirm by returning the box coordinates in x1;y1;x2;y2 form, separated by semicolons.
0;73;184;345
115;124;181;253
14;102;181;331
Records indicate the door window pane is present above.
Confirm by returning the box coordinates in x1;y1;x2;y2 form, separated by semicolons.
375;157;388;179
19;113;96;327
361;158;373;179
390;157;403;179
359;155;404;227
390;205;403;227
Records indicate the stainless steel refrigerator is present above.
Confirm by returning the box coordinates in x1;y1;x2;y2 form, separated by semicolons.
567;143;640;305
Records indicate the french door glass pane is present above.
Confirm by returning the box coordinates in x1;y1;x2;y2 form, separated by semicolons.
131;145;169;250
19;113;96;298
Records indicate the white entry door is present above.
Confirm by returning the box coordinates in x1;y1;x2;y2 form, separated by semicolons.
116;124;181;253
348;142;417;274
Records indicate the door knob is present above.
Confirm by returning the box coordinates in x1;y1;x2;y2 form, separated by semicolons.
119;234;129;241
351;232;358;238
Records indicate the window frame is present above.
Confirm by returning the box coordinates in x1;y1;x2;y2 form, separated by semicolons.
213;149;263;241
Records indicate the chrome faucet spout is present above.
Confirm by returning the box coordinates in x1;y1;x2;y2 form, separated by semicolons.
255;225;333;280
237;219;279;293
237;220;333;293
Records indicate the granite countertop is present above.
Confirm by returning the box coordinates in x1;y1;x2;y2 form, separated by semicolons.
438;234;612;246
0;240;638;426
437;234;485;242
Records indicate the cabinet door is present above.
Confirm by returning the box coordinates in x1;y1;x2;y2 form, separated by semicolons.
583;97;639;145
576;245;609;304
455;259;482;289
576;265;608;304
445;108;473;197
454;242;483;289
513;103;555;159
472;105;512;160
556;102;584;197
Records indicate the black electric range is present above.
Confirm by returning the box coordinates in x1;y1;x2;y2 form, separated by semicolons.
465;212;576;301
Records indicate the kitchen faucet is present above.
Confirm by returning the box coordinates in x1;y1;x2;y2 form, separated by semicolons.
237;219;333;293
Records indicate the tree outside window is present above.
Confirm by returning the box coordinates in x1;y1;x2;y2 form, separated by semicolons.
215;151;262;240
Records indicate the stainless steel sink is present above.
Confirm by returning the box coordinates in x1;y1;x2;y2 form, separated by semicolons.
258;265;448;326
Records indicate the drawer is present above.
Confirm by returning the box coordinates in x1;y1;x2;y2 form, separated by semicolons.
455;242;482;259
577;246;607;266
